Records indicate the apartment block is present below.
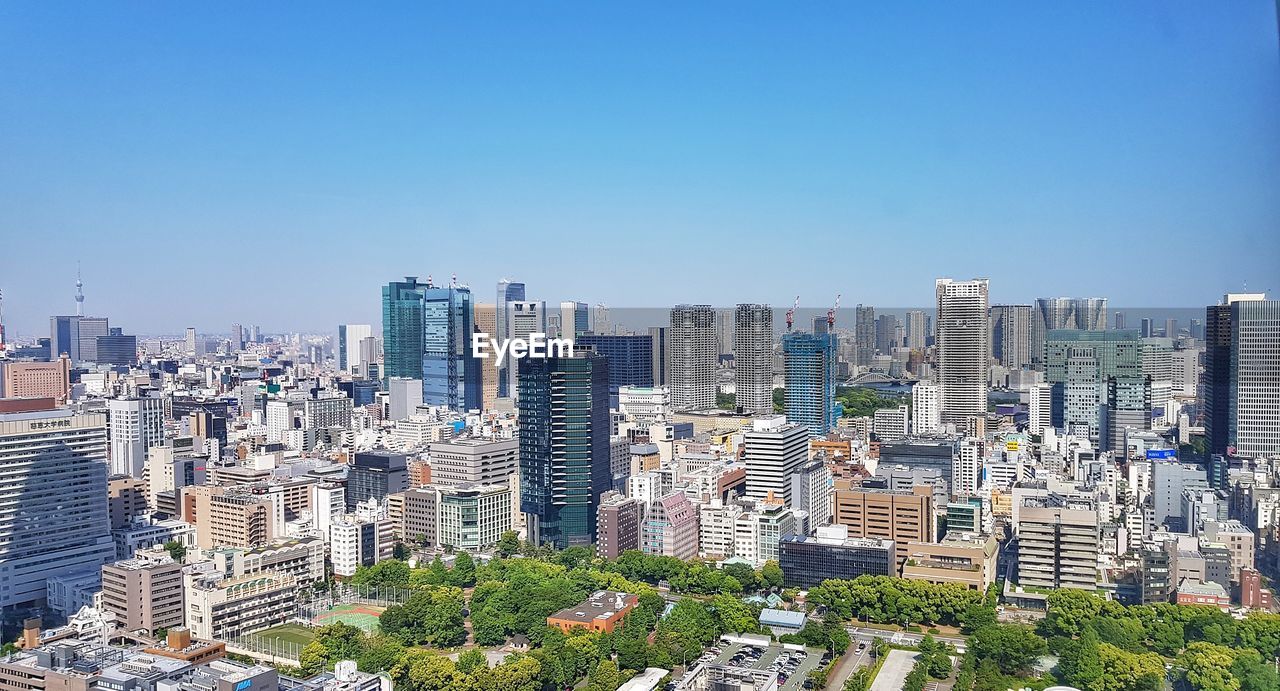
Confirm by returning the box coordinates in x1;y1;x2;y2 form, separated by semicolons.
101;556;185;634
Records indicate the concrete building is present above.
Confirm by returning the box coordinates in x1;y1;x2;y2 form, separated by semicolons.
597;491;642;559
347;451;408;510
1028;382;1052;436
911;381;941;435
778;526;895;588
989;304;1033;371
669;305;717;411
1200;520;1255;581
733;304;773;415
1017;493;1099;591
107;396;166;478
935;278;990;424
427;437;518;485
473;303;500;410
101;555;185;634
337;324;373;375
742;416;809;505
952;438;983;496
185;571;297;641
546;590;638;635
789;460;833;526
901;532;999;590
642;492;700;560
182;486;282;549
208;537;326;586
330;517;395;578
108;475;149;529
1204;295;1279;459
436;483;513;550
833;483;934;568
0;403;116;609
0;355;71;403
872;405;909;442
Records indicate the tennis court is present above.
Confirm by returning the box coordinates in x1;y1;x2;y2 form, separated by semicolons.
311;602;386;632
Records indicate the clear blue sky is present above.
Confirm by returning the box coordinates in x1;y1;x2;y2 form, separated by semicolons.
2;2;1277;335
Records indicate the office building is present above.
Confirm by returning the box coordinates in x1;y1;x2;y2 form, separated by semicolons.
1032;297;1108;369
474;302;500;409
0;403;116;609
1;355;71;403
778;526;895;588
1016;493;1099;591
911;381;941;435
185;571;297;641
494;279;526;397
1044;329;1142;439
504;299;547;400
101;555;185;634
789;460;834;526
901;533;999;590
435;483;513;551
576;334;655;391
854;305;875;367
330;517;395;577
50;315;80;360
1204;294;1279;459
382;277;427;384
989;304;1033;371
422;282;482;411
782;331;838;437
557;301;589;337
953;438;983;496
95;329;137;366
641;492;700;560
872;405;909;442
519;352;611;548
347;451;409;510
742;416;808;504
833;483;934;567
1102;375;1152;453
874;314;899;355
1028;382;1051;436
935;278;990;424
1151;462;1208;529
669;305;717;411
76;316;109;363
596;491;643;559
337;324;372;374
427;437;518;485
648;326;668;386
732;304;773;414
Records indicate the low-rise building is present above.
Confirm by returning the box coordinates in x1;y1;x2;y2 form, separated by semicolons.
777;525;895;588
185;571;298;641
547;590;638;634
901;532;999;590
101;554;185;634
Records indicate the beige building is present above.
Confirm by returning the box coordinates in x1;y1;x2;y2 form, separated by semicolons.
1201;519;1255;581
185;571;297;641
108;476;149;530
1017;494;1099;591
101;554;185;634
474;303;500;410
902;532;999;590
833;482;935;568
181;486;281;549
1;356;72;403
206;537;325;585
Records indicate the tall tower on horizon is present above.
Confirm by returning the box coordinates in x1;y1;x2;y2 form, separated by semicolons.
936;278;990;425
733;303;773;415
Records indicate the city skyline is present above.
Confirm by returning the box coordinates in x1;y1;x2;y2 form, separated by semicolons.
2;3;1278;334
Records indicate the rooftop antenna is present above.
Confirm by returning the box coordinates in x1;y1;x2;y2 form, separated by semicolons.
75;262;85;316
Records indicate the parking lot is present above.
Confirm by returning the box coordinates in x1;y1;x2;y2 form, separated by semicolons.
695;641;827;691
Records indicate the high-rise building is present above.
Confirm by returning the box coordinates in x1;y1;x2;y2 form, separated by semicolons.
1102;375;1152;453
504;300;547;401
75;317;109;363
50;315;80;361
519;352;611;548
107;396;166;478
1;355;72;403
789;459;834;526
1205;294;1279;459
427;438;519;486
1044;329;1142;439
422;282;481;411
596;490;642;559
183;327;196;356
496;279;527;397
669;305;717;411
230;322;244;350
347;451;409;510
782;331;838;437
906;310;927;350
558;301;589;338
742;416;809;505
100;556;185;635
648;326;668;386
382;277;427;385
1016;493;1099;591
854;305;875;367
337;324;372;374
1032;297;1108;368
733;304;773;415
953;438;983;496
875;314;899;355
0;402;116;609
95;329;137;366
474;303;500;410
1028;382;1052;436
576;334;655;391
989;304;1033;371
936;278;990;424
911;381;941;435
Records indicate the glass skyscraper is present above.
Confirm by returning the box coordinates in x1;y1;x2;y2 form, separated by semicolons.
422;284;481;411
1043;328;1142;439
575;334;654;391
382;277;427;384
518;352;611;548
783;331;838;437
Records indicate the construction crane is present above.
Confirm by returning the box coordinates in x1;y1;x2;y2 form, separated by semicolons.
785;295;800;331
827;294;841;329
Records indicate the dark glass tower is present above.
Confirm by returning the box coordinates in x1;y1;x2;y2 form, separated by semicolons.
518;352;611;548
422;284;481;411
381;277;426;385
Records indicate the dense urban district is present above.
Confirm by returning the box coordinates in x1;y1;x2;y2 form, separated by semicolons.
0;277;1277;691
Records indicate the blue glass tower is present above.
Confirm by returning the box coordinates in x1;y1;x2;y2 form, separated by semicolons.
422;284;482;411
574;334;654;391
518;352;611;548
381;277;426;385
783;331;838;437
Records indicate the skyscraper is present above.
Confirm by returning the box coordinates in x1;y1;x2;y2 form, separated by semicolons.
558;301;589;338
742;416;809;504
1102;375;1152;453
906;310;927;350
0;402;115;610
50;315;79;360
576;334;655;391
422;281;481;411
733;304;773;415
474;303;499;410
1031;297;1108;368
875;314;898;355
783;331;838;437
669;305;717;411
382;277;427;384
1044;329;1142;439
496;279;526;397
989;304;1033;370
76;316;108;363
504;300;547;400
230;322;244;351
107;396;166;477
1205;294;1279;459
936;278;990;425
337;324;372;374
184;327;196;356
519;352;611;548
854;305;875;367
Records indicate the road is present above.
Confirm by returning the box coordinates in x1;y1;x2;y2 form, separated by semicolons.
847;627;967;653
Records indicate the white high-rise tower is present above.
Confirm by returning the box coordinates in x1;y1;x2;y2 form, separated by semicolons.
733;304;773;415
936;278;990;425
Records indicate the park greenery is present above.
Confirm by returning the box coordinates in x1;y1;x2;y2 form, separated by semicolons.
836;386;905;418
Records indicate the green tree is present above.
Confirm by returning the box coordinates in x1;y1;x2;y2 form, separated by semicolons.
761;560;784;590
451;552;477;587
709;593;758;634
163;540;186;562
457;648;487;674
357;635;405;674
1177;642;1241;691
1057;626;1104;690
587;659;621;691
496;531;521;558
299;641;329;676
1096;642;1164;691
968;624;1047;675
351;559;411;587
379;586;467;648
